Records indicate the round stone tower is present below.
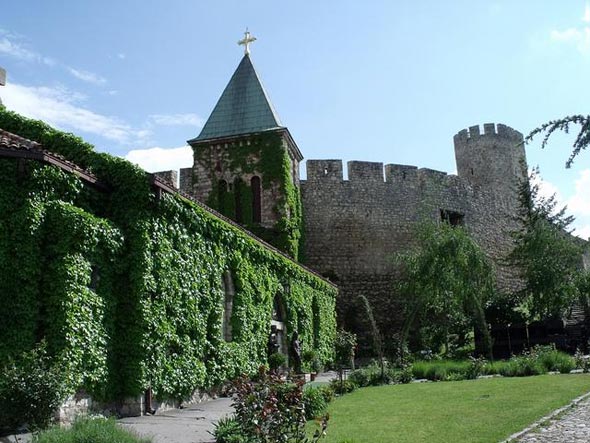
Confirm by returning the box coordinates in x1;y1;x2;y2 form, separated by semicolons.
454;123;527;208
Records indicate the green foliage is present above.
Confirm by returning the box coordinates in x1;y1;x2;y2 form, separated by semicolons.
396;221;495;357
329;379;357;395
269;352;287;371
348;360;416;386
348;362;400;387
396;364;414;384
508;168;583;321
0;109;337;404
230;368;328;442
213;416;248;443
411;346;575;381
303;388;328;420
530;345;575;374
0;343;68;433
31;417;152;443
334;330;356;370
526;114;590;168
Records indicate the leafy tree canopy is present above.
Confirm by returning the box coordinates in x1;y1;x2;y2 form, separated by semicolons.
396;222;495;357
508;168;584;320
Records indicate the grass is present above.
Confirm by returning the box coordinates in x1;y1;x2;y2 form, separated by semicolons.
313;374;590;443
32;417;151;443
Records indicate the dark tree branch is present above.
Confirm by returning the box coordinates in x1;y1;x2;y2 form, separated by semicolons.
525;115;590;168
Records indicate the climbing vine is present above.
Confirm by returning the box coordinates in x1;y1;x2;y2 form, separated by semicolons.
0;108;336;402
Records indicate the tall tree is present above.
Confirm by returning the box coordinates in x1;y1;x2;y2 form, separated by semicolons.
396;222;495;358
508;168;583;320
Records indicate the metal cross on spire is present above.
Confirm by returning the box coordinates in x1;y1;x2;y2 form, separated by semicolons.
238;29;257;55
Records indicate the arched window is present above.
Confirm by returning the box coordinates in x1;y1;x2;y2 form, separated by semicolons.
234;178;243;223
251;176;262;223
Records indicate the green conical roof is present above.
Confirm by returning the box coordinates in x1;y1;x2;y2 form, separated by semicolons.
190;54;283;142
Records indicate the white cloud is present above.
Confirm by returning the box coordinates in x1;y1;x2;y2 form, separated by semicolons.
67;67;107;85
567;169;590;240
532;172;564;203
2;82;151;146
533;170;590;241
117;53;126;60
125;145;193;173
568;169;590;216
549;3;590;55
148;113;203;127
0;30;106;85
0;36;55;65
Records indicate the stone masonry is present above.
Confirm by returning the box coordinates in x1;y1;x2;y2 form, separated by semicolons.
301;123;526;341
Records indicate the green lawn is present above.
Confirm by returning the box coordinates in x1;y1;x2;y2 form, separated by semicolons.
313;374;590;443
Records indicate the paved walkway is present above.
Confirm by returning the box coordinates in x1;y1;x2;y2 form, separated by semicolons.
120;371;337;443
514;396;590;443
119;397;233;443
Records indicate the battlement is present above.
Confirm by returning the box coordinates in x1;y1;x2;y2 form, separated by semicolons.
417;168;448;180
306;160;344;180
454;123;523;144
384;164;418;182
306;160;453;186
348;161;384;182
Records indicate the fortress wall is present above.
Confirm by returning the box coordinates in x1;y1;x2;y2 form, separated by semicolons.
302;155;522;343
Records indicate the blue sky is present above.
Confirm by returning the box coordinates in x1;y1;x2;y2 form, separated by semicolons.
1;1;589;238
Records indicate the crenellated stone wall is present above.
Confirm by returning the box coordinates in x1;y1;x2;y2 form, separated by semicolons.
301;123;527;348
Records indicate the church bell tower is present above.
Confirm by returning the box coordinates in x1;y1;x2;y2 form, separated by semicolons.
183;32;304;260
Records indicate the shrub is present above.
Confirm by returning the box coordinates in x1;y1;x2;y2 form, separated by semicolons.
231;367;327;442
533;345;574;373
303;388;328;420
394;364;414;384
466;356;487;380
212;416;248;443
348;361;402;387
348;368;370;387
329;379;357;395
411;360;470;381
498;353;545;377
482;360;504;375
268;353;286;371
0;343;68;433
32;417;151;443
317;385;334;404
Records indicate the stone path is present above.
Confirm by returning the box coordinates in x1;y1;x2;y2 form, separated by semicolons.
120;371;337;443
513;396;590;443
119;397;233;443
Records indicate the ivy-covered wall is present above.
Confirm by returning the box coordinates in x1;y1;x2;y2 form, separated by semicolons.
192;132;303;260
0;108;336;402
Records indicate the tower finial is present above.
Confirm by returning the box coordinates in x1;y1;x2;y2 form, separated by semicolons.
238;29;257;55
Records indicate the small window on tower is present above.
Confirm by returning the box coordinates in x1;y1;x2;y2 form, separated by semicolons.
440;209;464;227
